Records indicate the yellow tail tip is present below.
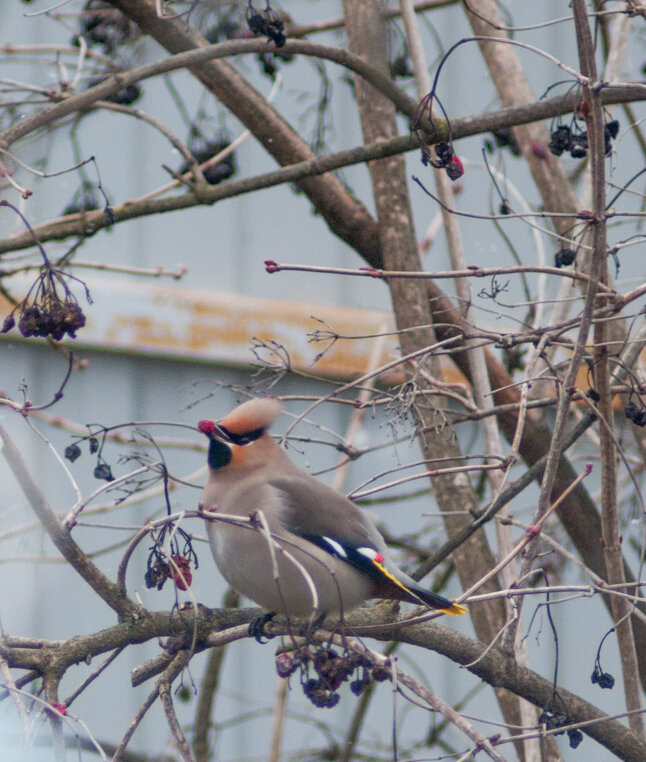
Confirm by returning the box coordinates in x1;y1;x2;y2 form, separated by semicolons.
442;602;468;616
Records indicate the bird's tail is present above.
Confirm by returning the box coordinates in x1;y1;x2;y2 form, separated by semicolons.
409;586;468;615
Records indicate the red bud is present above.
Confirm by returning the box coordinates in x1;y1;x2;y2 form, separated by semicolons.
264;259;279;273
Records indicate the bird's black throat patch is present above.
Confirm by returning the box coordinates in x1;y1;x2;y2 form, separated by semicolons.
207;437;232;469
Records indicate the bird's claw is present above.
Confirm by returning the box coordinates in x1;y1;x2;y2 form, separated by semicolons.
248;611;276;643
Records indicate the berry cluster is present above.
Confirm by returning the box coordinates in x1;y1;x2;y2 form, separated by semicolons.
625;400;646;427
87;76;141;106
145;525;198;592
205;13;294;81
590;663;615;690
246;2;286;48
538;709;584;749
548;118;619;159
72;0;139;56
64;430;115;482
276;644;390;709
1;268;87;341
179;138;237;186
421;141;464;181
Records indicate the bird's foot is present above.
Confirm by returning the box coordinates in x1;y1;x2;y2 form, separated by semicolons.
307;611;327;635
248;611;276;643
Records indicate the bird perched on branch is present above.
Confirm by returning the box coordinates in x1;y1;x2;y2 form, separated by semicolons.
198;398;466;635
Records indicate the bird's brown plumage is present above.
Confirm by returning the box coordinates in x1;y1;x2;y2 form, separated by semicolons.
199;398;467;619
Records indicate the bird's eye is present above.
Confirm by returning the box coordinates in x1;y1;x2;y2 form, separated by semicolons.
218;425;264;445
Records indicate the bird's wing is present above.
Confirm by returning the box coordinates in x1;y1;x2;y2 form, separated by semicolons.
267;474;384;549
267;475;466;615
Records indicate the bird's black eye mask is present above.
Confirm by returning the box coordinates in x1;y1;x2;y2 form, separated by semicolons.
214;424;265;446
206;424;265;470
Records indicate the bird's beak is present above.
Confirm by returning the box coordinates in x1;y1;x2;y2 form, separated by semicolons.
198;419;232;443
211;423;235;443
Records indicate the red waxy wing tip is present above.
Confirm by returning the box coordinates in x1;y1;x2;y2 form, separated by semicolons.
198;419;216;435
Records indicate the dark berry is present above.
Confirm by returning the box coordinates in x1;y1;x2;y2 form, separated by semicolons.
548;125;571;156
624;401;646;426
597;671;615;689
434;142;453;164
555;248;576;268
145;559;170;590
93;462;114;481
570;144;587;159
64;443;82;462
350;675;371;696
492;128;521;156
1;313;15;333
445;155;464;181
606;120;619;139
567;728;584;748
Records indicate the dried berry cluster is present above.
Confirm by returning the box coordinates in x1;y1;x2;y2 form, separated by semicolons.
625;400;646;427
145;525;198;592
64;435;99;464
390;48;413;79
548;118;619;160
73;0;139;56
87;75;142;106
64;431;117;481
538;709;584;749
2;268;87;341
275;644;390;709
246;2;286;48
421;141;464;181
179;139;237;186
554;247;576;268
205;12;294;80
590;663;615;689
488;128;521;157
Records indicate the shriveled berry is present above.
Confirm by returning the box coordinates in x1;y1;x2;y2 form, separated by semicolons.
445;155;464;181
606;120;619;139
1;314;15;333
275;652;298;678
434;142;453;164
93;462;114;481
567;728;584;748
171;555;192;590
145;559;170;590
64;443;82;462
18;306;42;338
555;248;576;268
350;675;371;696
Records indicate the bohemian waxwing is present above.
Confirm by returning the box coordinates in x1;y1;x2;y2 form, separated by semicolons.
198;398;466;626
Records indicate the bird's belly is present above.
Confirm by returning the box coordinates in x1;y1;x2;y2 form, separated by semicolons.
206;521;371;617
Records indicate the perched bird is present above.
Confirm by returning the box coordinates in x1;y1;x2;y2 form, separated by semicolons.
198;398;466;631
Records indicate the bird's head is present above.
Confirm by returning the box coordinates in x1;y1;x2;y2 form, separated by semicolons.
198;397;283;470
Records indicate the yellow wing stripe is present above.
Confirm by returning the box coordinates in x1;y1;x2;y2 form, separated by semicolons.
373;559;419;597
373;560;468;616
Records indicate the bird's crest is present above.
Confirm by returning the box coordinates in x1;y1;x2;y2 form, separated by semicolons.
219;397;283;436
